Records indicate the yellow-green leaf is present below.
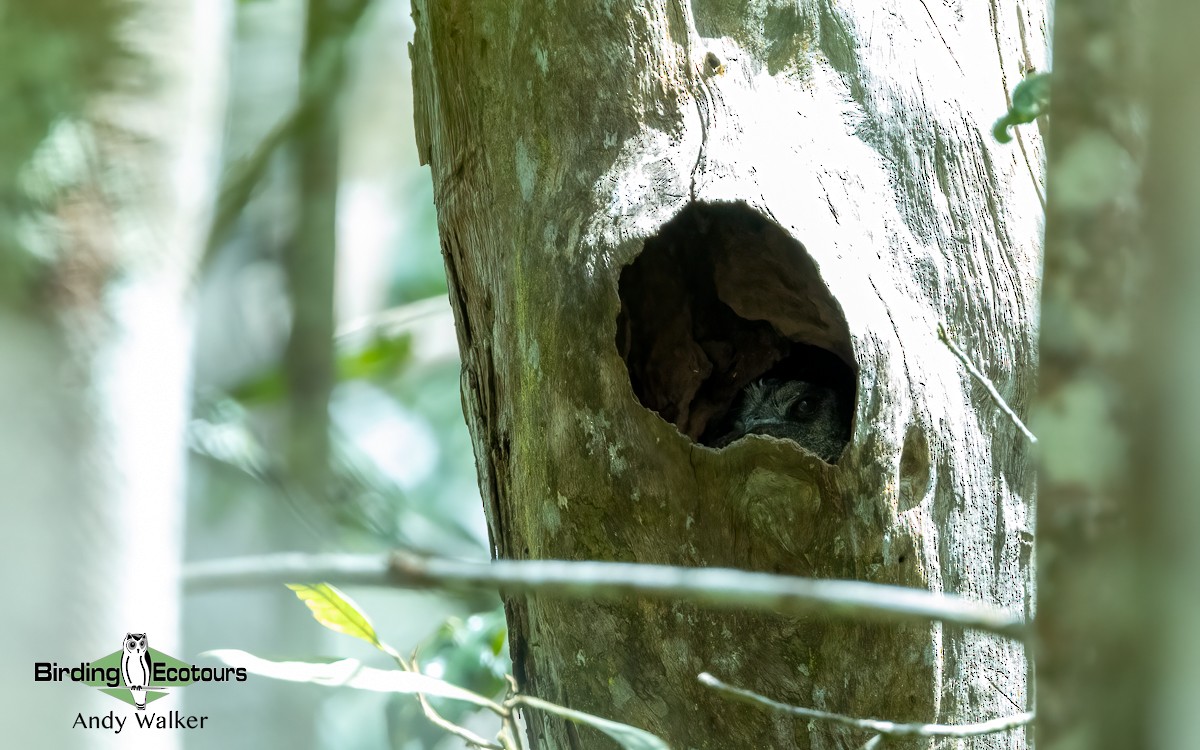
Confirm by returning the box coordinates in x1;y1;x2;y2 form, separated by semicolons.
286;583;385;650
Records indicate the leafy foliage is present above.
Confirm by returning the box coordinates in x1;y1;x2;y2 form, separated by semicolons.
0;0;132;306
228;330;413;405
285;583;401;658
388;608;510;746
419;610;508;695
226;582;676;749
994;72;1051;143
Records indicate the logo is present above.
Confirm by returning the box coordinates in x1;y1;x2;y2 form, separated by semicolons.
34;632;247;732
118;633;154;710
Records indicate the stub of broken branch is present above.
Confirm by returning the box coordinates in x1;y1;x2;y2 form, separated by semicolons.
938;321;1038;444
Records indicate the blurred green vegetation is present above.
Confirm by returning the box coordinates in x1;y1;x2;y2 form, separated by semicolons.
0;0;129;306
183;0;496;747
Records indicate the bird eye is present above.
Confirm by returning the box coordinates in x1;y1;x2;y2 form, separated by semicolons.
792;397;815;417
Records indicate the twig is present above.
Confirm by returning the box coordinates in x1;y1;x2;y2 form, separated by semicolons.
859;735;885;750
186;553;387;588
937;322;1038;444
203;108;303;264
406;651;501;747
335;295;452;341
498;719;525;750
500;675;527;750
183;551;1030;642
699;672;1034;738
202;0;374;268
416;691;501;749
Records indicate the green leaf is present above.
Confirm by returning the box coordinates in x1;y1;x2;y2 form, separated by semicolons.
225;331;412;406
419;610;509;704
993;71;1051;143
1011;72;1051;120
228;368;287;405
518;695;670;750
286;583;393;654
202;650;495;708
338;331;413;381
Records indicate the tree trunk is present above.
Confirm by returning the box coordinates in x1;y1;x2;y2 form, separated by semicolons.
411;1;1044;747
0;1;228;746
1144;4;1200;745
1032;0;1144;745
1035;0;1199;747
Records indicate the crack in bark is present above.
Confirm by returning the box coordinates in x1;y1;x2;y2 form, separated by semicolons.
671;0;707;203
868;276;914;400
917;0;966;76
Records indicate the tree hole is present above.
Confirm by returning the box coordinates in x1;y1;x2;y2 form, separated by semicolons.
615;202;856;463
898;425;931;512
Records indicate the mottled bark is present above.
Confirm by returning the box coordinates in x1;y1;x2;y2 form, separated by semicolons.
1032;0;1145;746
1036;0;1200;747
412;1;1043;747
1144;3;1200;747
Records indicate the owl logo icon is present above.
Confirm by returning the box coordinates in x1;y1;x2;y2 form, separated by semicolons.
120;633;153;710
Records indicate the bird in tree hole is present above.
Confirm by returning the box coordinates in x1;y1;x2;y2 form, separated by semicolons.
707;378;850;462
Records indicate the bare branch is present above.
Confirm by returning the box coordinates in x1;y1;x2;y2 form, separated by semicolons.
700;672;1034;738
406;651;502;748
938;321;1038;444
335;296;452;341
203;107;302;262
202;0;373;266
415;688;502;749
186;553;390;588
183;551;1030;642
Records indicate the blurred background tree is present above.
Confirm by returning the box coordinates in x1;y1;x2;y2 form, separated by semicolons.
0;0;499;747
183;1;500;748
1;0;228;748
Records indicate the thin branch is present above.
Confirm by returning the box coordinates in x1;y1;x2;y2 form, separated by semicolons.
498;718;525;750
408;652;501;748
937;321;1038;444
202;0;373;268
500;675;527;750
416;689;501;748
183;551;1030;642
425;698;500;748
859;735;885;750
699;672;1034;738
186;552;390;588
335;295;452;341
203;107;303;264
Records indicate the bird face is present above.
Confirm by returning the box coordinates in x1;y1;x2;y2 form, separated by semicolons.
713;378;846;462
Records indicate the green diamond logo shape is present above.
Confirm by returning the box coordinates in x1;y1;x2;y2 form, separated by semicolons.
83;638;196;708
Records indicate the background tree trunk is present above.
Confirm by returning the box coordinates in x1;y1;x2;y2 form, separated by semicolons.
412;1;1044;747
1035;0;1200;747
0;1;229;746
1145;3;1200;746
1032;0;1144;745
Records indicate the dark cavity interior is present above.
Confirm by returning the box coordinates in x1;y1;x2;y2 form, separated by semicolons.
615;201;855;460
